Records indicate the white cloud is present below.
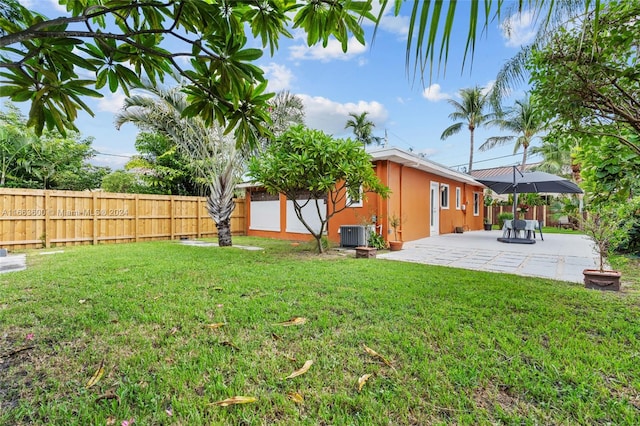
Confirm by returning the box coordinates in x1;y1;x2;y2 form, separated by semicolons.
261;63;294;92
378;14;410;37
422;84;451;102
97;91;126;113
289;37;368;62
297;94;388;136
19;0;67;13
501;10;537;47
364;2;409;37
481;80;496;96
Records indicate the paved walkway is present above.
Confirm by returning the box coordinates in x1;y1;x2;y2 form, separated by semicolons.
0;253;27;274
377;230;598;283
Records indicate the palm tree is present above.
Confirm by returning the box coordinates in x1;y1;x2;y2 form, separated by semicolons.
268;90;305;138
115;84;243;247
479;96;545;168
345;111;382;146
440;86;495;173
529;135;575;177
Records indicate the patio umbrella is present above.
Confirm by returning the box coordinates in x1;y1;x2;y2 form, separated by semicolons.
475;167;583;218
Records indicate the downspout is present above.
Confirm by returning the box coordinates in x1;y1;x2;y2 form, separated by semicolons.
399;164;403;240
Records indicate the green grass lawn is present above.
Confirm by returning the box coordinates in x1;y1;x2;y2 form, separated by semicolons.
1;237;640;425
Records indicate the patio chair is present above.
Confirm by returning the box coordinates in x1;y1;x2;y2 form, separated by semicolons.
512;219;528;239
533;221;544;241
557;216;572;229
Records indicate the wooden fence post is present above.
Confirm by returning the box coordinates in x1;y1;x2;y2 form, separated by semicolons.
92;192;98;245
134;194;139;243
44;191;51;248
170;196;175;240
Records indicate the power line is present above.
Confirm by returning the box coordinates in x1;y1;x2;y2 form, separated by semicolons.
449;152;525;169
94;151;132;158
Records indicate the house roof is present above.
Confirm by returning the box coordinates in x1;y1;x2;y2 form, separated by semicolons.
368;147;483;186
470;163;540;179
238;146;485;189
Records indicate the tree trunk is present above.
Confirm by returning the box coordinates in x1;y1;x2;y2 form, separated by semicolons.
468;128;475;173
314;233;325;254
216;218;232;247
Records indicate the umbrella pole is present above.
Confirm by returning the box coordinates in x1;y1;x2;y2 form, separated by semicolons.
512;166;517;219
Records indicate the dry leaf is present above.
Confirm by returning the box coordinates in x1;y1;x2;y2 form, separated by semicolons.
168;326;179;336
221;341;239;350
95;389;120;403
275;317;307;326
364;345;396;371
357;374;373;392
207;323;225;329
211;396;257;407
86;359;105;388
287;392;304;404
285;360;313;379
106;416;116;425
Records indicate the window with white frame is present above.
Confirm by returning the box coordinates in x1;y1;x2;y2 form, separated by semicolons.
455;187;461;210
346;185;363;207
440;184;449;209
473;192;480;216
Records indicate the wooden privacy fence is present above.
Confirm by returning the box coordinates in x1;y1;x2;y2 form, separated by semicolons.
0;188;246;250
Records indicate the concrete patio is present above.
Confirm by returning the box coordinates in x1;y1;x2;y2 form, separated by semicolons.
377;229;598;283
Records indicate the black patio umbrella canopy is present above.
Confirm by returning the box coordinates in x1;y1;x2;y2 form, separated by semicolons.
476;170;583;195
475;167;583;243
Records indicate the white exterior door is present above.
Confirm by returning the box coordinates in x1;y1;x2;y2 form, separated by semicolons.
430;181;440;236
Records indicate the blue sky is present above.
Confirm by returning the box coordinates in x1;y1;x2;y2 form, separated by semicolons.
15;1;540;172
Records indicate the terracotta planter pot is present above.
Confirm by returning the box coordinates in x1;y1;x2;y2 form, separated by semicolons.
583;269;622;291
389;241;403;251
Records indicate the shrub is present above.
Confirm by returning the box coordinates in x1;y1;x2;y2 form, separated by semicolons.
368;231;387;249
497;212;514;229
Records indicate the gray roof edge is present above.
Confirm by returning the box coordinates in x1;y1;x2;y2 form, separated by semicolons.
368;147;484;186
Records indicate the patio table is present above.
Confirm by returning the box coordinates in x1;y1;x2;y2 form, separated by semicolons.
502;219;540;240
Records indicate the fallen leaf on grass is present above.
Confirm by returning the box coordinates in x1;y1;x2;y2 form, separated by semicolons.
364;345;396;371
285;360;313;379
86;359;105;388
287;392;304;404
206;323;225;329
211;396;257;406
95;389;120;403
357;374;373;392
106;416;116;425
220;341;239;350
274;317;307;326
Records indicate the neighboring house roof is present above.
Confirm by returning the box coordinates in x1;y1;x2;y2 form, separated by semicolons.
470;163;541;179
368;147;483;186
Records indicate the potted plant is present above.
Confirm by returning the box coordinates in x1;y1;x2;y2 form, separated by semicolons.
388;213;403;251
581;205;632;291
483;217;493;231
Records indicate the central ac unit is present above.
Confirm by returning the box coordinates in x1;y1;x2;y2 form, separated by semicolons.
340;225;368;247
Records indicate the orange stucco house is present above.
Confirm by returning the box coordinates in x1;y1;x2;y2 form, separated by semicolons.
242;147;486;245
